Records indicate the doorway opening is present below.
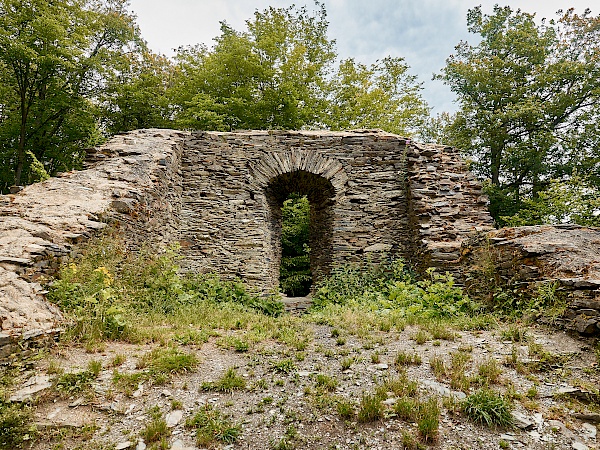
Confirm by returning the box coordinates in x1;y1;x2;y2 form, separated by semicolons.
265;170;335;296
280;193;311;296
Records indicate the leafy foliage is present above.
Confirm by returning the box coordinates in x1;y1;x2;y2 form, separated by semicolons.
101;50;174;134
437;6;600;224
279;194;312;296
502;173;600;227
311;259;480;320
325;57;430;136
0;0;141;191
47;231;284;343
170;3;335;131
0;401;33;449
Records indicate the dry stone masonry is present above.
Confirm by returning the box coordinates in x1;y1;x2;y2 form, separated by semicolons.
1;128;599;344
0;129;186;352
178;130;494;291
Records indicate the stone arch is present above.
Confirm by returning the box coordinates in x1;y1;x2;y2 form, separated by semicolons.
248;150;348;196
249;151;348;292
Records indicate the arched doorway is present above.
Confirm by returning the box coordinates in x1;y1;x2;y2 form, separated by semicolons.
265;170;336;295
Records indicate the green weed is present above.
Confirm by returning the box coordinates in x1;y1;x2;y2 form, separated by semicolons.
315;374;338;392
0;402;33;450
357;392;384;422
141;406;169;444
336;399;355;419
271;359;296;374
140;347;198;378
395;351;422;367
501;325;528;342
476;358;502;385
55;369;98;395
202;368;246;393
340;357;355;371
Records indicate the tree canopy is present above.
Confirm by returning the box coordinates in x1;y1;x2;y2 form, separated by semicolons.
436;6;600;224
1;1;598;232
0;0;141;191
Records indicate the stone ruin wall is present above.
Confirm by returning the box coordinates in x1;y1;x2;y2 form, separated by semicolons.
0;129;187;352
462;225;600;336
178;130;494;291
2;128;599;347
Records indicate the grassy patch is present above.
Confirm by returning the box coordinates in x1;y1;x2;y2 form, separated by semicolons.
186;404;241;447
55;361;101;396
376;373;418;399
315;374;338;392
357;392;384;423
0;402;33;450
47;231;284;345
271;359;296;374
476;358;503;385
141;406;170;445
202;368;246;393
395;351;422;367
139;347;198;380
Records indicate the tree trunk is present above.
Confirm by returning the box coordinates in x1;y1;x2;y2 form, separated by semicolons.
14;90;27;186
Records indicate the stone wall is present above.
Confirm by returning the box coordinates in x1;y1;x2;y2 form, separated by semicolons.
3;127;600;344
405;142;495;276
178;130;494;292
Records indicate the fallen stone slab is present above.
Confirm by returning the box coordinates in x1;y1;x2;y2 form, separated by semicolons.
9;374;52;402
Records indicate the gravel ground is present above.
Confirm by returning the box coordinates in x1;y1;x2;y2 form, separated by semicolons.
7;320;600;450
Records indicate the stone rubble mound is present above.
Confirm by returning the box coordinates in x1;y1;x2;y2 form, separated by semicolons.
0;129;187;353
464;225;600;335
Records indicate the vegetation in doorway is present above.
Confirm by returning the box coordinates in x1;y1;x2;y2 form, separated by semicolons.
279;193;312;297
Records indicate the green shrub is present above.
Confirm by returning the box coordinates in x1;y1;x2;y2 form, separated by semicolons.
461;389;513;427
47;232;284;343
311;259;409;309
311;260;480;323
0;402;33;449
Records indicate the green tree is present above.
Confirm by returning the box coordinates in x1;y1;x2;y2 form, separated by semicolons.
170;3;335;131
0;0;139;191
101;50;175;134
325;57;430;136
503;173;600;227
437;6;600;224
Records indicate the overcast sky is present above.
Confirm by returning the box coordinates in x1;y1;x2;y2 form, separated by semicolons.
127;0;593;114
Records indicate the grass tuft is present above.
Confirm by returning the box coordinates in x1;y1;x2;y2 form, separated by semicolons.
202;368;246;393
186;404;241;447
395;351;422;367
357;392;384;422
461;389;513;427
